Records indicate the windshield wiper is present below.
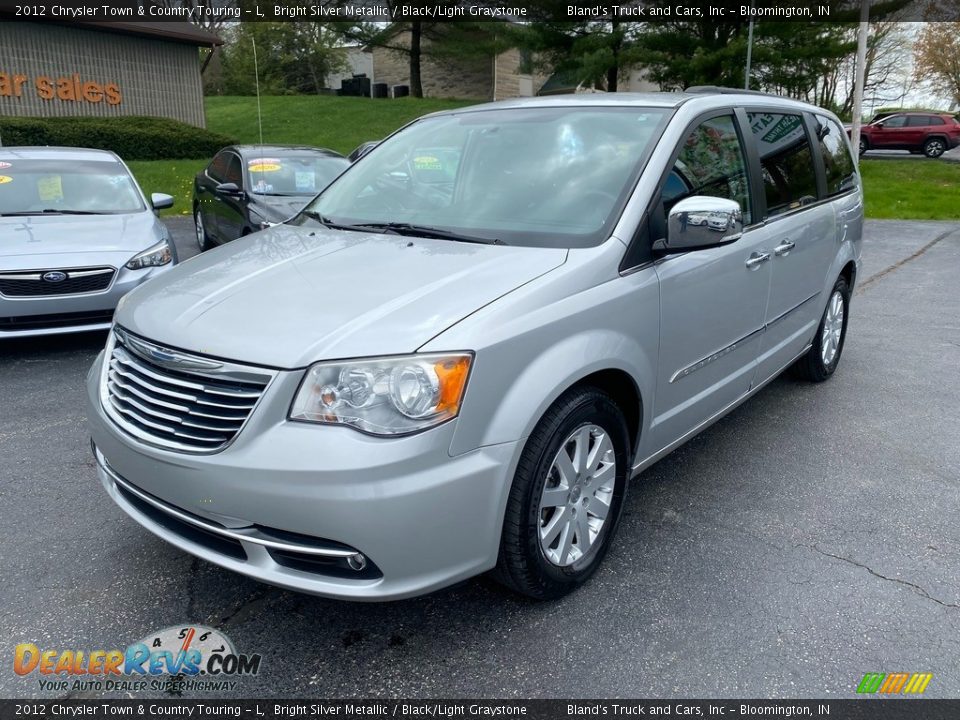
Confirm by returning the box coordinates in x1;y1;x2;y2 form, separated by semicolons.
345;222;506;245
0;209;102;217
300;210;370;233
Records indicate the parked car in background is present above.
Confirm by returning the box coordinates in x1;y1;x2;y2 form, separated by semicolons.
0;147;175;338
192;145;349;250
88;91;862;601
855;112;960;157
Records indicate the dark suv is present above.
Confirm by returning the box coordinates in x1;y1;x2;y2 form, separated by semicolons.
857;112;960;158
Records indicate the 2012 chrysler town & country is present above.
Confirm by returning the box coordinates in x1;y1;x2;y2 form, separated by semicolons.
86;90;863;601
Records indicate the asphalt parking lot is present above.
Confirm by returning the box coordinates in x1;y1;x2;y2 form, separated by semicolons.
1;218;958;700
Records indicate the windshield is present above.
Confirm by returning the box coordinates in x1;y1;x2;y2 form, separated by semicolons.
0;159;144;215
247;154;349;197
297;106;669;248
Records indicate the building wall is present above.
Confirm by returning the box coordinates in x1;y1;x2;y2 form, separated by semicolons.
0;23;206;126
370;37;494;100
493;49;548;100
325;46;374;94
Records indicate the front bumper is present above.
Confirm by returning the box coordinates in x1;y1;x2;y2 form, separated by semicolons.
86;353;519;601
0;265;172;338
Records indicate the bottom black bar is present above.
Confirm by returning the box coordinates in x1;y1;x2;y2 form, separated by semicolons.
2;700;960;720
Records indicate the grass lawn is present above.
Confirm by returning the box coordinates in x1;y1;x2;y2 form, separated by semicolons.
130;95;476;216
860;157;960;220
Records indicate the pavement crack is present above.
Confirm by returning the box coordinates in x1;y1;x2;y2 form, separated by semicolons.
856;227;959;295
216;586;276;628
811;545;960;609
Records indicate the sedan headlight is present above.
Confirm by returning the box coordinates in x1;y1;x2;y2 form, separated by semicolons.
289;353;472;436
125;240;172;270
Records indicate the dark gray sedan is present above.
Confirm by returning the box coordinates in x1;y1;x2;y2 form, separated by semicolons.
0;147;176;339
192;145;349;250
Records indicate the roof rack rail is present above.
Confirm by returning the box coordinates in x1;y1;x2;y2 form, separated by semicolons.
685;85;781;97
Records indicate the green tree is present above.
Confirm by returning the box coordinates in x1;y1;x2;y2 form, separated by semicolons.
914;22;960;108
219;22;347;96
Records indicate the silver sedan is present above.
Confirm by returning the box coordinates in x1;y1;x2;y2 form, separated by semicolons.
0;147;176;338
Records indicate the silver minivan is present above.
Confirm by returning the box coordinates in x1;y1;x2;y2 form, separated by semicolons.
86;90;862;601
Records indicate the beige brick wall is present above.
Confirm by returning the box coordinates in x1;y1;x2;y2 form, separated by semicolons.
371;39;494;100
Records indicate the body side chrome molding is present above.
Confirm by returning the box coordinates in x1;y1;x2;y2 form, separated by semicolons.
635;342;813;476
669;291;821;384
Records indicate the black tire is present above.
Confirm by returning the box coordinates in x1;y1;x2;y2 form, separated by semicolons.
792;276;850;382
493;386;631;600
923;137;947;158
194;207;213;252
858;137;868;156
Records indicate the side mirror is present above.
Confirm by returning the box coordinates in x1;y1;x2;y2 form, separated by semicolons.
151;193;174;210
655;196;743;254
216;182;244;197
348;141;379;163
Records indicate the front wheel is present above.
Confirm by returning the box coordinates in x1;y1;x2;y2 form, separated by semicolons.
494;387;630;600
858;137;868;156
792;276;850;382
194;208;213;252
923;137;947;158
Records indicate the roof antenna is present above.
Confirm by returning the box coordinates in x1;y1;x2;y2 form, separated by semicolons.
251;35;264;148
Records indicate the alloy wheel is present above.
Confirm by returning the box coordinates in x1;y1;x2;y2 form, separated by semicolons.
538;424;616;567
925;139;946;158
195;212;205;249
820;290;844;366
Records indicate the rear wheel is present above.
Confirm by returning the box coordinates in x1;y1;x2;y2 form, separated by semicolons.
494;387;630;600
194;208;213;251
792;276;850;382
923;137;947;158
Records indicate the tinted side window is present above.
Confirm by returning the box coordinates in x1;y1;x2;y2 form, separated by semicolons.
661;114;752;224
928;116;945;126
208;151;231;182
815;116;856;197
907;115;930;127
883;115;907;128
225;154;243;186
747;112;818;218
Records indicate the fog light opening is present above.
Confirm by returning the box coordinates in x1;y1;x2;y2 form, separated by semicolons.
347;553;367;572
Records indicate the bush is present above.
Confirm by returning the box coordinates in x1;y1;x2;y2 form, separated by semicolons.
0;116;236;160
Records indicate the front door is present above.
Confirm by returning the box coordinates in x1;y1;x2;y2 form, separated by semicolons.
651;113;772;450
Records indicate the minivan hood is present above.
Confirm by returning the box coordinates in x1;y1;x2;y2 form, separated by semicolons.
116;225;567;368
0;212;161;267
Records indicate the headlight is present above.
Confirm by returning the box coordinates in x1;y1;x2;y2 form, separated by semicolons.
125;240;172;270
289;353;472;436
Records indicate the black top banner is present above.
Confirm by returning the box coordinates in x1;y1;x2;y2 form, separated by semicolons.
4;700;960;720
0;0;956;23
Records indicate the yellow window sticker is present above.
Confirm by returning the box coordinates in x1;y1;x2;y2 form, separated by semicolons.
0;175;12;185
37;175;63;201
248;158;282;173
413;155;442;170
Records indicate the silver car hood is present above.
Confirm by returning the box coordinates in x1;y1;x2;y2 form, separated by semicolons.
116;225;567;368
0;212;163;270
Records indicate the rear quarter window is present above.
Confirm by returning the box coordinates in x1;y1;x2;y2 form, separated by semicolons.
815;116;857;197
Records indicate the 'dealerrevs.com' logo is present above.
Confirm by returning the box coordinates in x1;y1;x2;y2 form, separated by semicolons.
13;625;261;694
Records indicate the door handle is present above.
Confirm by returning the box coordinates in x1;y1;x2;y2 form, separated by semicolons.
745;252;770;269
774;240;796;256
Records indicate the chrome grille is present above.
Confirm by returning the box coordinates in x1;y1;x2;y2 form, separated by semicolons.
0;267;115;297
102;329;273;453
